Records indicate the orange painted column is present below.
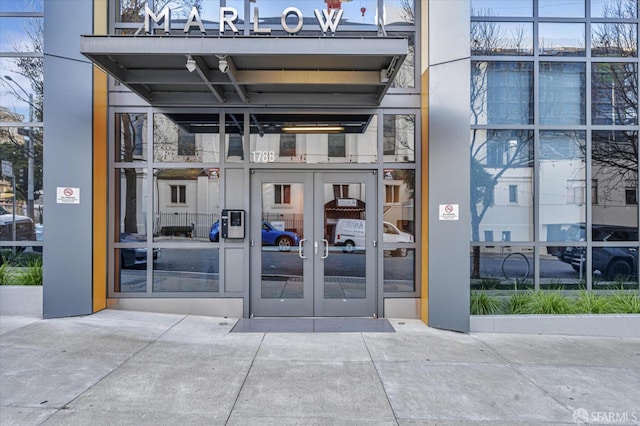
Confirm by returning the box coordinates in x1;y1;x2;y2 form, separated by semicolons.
420;2;429;324
93;0;108;312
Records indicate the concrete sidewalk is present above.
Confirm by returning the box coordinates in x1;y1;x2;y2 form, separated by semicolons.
1;310;639;426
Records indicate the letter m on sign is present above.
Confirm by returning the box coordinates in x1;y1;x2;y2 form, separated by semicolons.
145;6;171;34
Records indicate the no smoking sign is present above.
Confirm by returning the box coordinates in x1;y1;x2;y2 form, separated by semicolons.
56;187;80;204
439;204;459;221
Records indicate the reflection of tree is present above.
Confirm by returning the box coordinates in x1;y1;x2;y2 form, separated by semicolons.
590;0;639;205
470;19;533;278
470;130;532;277
591;130;639;205
592;0;638;58
119;0;202;22
471;17;528;55
117;114;142;234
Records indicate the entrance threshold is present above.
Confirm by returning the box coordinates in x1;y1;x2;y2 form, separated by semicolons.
231;317;395;333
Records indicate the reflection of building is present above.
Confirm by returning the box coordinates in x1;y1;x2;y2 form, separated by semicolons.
0;107;26;211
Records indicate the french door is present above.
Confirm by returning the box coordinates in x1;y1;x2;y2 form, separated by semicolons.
250;171;377;317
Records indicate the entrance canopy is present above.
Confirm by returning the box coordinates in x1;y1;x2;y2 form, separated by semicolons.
80;36;408;107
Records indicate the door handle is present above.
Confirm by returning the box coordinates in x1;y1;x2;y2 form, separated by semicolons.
321;239;329;259
299;239;306;259
314;240;319;255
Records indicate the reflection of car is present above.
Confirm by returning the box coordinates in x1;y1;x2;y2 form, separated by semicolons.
120;233;161;268
333;219;413;256
556;224;639;280
209;221;301;251
0;206;35;242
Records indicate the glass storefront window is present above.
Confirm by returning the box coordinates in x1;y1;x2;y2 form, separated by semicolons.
471;62;533;125
592;246;639;286
250;115;378;164
471;22;533;56
384;249;415;292
153;114;220;163
225;113;244;162
591;63;638;125
471;129;534;242
592;23;637;57
117;0;144;22
391;33;415;88
382;168;415;293
152;168;220;242
0;0;42;12
116;167;148;239
592;130;639;237
539;62;586;125
539;130;586;243
539;0;585;18
115;248;148;293
0;126;43;230
541;244;584;289
116;113;147;162
384;0;415;25
382;169;415;239
471;0;533;17
153;248;219;292
383;115;414;163
591;0;638;18
0;18;44;52
1;59;44;122
538;23;585;56
470;246;535;289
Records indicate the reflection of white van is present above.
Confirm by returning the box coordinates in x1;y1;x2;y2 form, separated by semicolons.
333;219;413;257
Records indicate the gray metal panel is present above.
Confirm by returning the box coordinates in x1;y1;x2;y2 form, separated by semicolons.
42;0;94;318
428;1;471;333
224;248;245;293
428;0;471;67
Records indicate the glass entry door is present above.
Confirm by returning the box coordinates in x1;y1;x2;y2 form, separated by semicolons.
250;171;376;317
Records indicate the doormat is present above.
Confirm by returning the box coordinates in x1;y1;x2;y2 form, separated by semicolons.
231;317;395;333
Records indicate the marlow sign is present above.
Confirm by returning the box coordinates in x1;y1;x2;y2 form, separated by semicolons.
145;6;344;35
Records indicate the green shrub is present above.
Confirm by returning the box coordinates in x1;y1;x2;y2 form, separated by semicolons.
470;292;503;315
574;291;613;314
0;263;11;285
13;259;43;285
506;291;531;314
607;292;640;314
521;290;574;315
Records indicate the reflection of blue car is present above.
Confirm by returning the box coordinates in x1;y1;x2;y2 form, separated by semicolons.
209;221;301;250
120;233;161;268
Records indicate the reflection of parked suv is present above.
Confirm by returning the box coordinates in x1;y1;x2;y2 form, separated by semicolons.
0;206;35;241
557;224;638;280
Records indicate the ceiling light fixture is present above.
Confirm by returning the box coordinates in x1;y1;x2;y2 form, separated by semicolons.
185;55;196;72
281;126;345;133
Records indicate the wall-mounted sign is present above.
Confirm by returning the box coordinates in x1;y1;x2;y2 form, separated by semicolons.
439;204;459;221
145;6;343;36
56;187;80;204
1;160;13;178
337;198;358;207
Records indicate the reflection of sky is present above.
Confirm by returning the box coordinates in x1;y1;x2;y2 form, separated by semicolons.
0;0;43;12
0;0;42;122
163;0;411;26
473;0;638;18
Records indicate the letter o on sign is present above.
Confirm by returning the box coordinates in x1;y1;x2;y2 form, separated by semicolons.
281;7;303;34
